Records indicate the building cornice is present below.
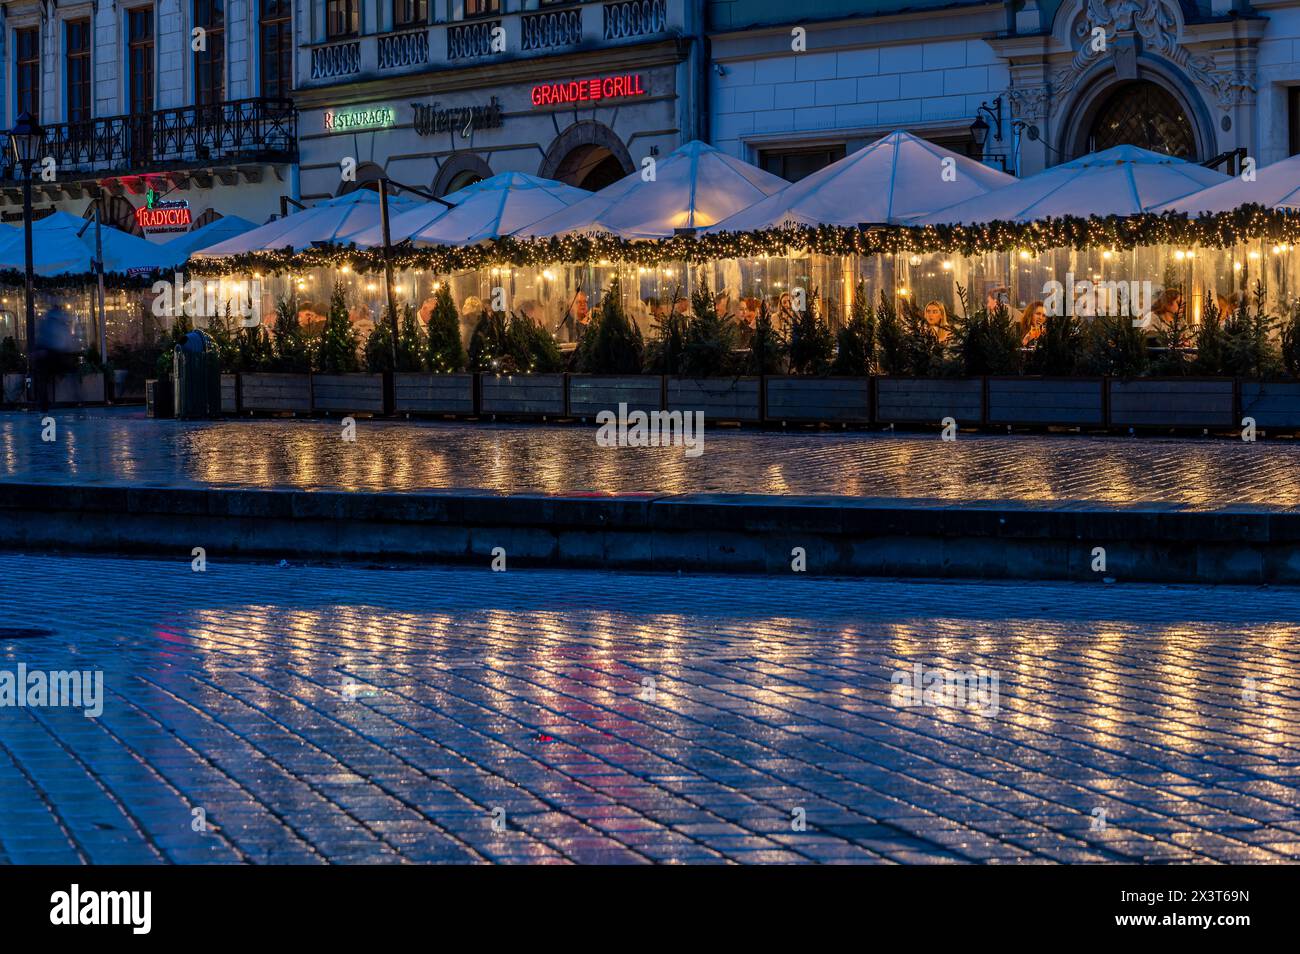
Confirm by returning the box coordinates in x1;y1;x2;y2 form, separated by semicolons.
293;38;689;111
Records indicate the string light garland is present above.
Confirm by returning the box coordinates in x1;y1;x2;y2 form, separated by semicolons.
179;204;1300;277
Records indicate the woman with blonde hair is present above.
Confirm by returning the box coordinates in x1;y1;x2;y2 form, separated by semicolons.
923;299;950;344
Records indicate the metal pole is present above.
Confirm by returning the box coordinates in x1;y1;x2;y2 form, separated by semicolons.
95;206;107;366
378;178;398;369
22;165;37;405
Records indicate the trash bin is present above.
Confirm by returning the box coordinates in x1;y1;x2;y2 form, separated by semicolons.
173;330;221;419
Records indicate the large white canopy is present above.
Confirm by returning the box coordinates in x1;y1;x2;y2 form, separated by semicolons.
349;172;590;248
1153;153;1300;215
708;131;1016;232
158;214;258;268
515;139;788;240
191;188;422;257
0;210;164;275
919;144;1230;225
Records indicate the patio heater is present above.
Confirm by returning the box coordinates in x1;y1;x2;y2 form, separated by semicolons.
9;111;43;402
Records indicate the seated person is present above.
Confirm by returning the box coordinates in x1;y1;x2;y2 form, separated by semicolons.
555;290;592;342
735;297;760;348
923;300;951;344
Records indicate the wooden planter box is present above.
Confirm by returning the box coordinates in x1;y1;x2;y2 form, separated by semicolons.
220;374;238;414
987;377;1105;427
1241;381;1300;429
1108;378;1235;429
312;373;384;414
667;377;761;423
53;371;105;404
393;372;475;415
2;372;24;404
480;373;566;417
874;377;982;425
240;372;312;413
568;374;663;419
765;376;870;424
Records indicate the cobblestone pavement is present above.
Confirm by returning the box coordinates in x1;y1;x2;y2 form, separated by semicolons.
1;407;1299;506
1;552;1297;864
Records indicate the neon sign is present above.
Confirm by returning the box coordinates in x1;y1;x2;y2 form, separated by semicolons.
530;74;647;108
323;105;395;133
135;189;192;233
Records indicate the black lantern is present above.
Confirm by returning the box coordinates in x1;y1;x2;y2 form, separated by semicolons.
9;111;43;168
969;113;990;150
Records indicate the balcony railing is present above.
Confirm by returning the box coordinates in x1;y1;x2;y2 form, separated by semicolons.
311;39;362;80
522;8;583;52
448;19;501;60
603;0;666;40
0;97;297;182
379;29;430;70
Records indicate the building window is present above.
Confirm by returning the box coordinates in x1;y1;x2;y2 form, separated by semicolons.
464;0;500;18
1085;80;1195;160
1290;88;1300;157
393;0;427;28
327;0;360;37
758;145;846;182
67;20;93;123
260;0;292;98
194;0;226;106
128;8;155;115
15;27;40;117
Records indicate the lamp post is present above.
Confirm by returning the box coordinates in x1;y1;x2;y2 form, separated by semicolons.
9;111;43;404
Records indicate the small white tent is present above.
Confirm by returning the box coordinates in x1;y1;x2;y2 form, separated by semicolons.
1153;153;1300;215
709;131;1016;232
515;140;787;240
191;188;422;257
0;211;164;275
919;144;1230;225
157;214;258;268
350;172;589;248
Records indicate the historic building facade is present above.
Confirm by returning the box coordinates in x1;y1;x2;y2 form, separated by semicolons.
293;0;705;201
0;0;296;239
708;0;1300;179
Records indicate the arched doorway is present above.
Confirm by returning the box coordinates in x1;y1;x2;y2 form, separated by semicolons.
432;151;493;198
552;145;627;191
539;121;634;192
1080;80;1198;159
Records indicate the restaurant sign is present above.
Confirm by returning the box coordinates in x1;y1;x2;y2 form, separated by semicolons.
530;74;647;107
323;105;395;133
135;189;192;234
412;97;504;138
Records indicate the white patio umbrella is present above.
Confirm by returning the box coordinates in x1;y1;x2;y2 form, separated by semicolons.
919;144;1230;225
0;210;163;275
708;130;1016;232
157;214;258;268
349;172;589;248
191;187;423;257
515;140;788;240
1152;153;1300;215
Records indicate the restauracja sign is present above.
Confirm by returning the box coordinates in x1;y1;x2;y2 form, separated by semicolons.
323;105;395;133
530;73;647;107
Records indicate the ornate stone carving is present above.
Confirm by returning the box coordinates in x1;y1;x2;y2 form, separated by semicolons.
1047;0;1241;111
1009;85;1050;122
1213;69;1256;108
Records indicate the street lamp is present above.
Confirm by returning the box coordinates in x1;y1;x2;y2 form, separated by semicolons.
9;111;43;404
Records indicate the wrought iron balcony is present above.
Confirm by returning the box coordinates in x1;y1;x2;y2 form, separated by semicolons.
311;39;362;80
522;8;583;52
379;29;430;70
448;19;502;60
603;0;667;40
0;97;297;183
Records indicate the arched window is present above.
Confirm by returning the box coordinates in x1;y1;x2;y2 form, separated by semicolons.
1085;81;1196;159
